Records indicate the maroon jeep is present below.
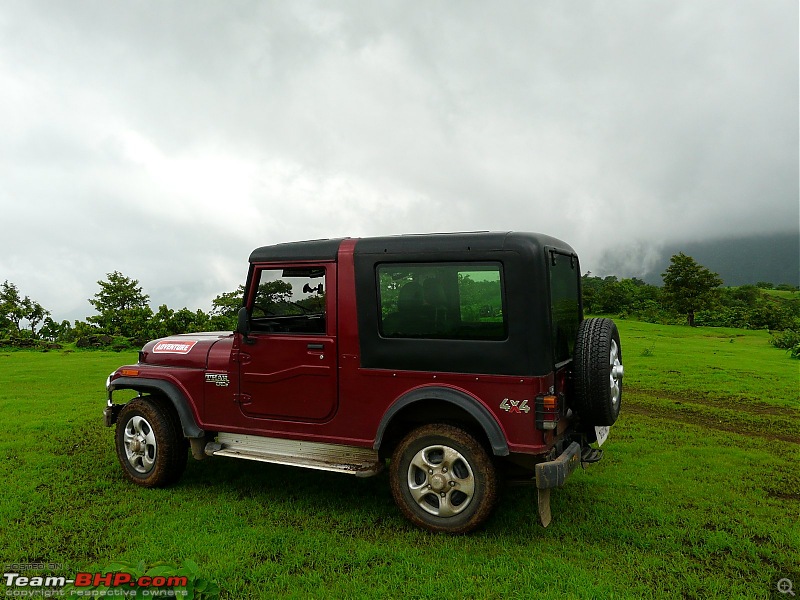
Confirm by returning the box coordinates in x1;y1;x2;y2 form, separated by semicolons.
104;232;623;533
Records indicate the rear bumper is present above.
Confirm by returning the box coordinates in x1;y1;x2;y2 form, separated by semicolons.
535;441;582;489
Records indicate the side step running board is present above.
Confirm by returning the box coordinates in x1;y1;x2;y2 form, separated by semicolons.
206;432;384;478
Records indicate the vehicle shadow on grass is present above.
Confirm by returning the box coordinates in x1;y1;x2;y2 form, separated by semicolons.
176;454;598;540
178;456;409;535
60;421;618;542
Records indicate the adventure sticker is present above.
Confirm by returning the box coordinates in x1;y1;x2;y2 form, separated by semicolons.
152;340;198;354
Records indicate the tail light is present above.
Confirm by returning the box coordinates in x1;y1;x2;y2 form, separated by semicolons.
535;393;560;430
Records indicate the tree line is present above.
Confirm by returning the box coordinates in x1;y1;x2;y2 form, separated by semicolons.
0;272;241;351
582;253;799;357
1;253;798;357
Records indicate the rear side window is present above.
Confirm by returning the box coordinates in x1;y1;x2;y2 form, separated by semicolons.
377;263;506;340
549;252;581;363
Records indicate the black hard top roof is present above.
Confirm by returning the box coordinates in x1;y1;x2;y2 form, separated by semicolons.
249;232;576;263
249;238;345;263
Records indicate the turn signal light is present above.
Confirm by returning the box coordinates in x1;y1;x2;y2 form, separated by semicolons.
120;369;140;377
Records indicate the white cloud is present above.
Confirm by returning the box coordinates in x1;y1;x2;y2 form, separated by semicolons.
0;0;796;319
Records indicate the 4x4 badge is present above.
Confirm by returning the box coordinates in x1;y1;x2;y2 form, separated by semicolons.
500;398;530;414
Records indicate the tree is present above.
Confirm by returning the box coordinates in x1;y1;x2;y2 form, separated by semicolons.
39;317;72;342
149;304;176;339
252;281;293;315
458;273;503;321
661;253;723;327
0;281;50;339
580;274;662;319
87;271;153;338
21;297;49;338
0;281;25;335
150;305;211;338
211;286;245;319
209;286;245;331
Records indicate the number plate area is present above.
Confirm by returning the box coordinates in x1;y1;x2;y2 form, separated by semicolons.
595;425;611;447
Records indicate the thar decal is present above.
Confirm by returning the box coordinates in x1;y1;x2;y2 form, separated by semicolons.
205;373;230;387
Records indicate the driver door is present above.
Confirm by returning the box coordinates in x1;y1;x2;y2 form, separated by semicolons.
237;263;338;422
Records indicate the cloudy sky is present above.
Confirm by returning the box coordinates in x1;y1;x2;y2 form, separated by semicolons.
1;1;797;321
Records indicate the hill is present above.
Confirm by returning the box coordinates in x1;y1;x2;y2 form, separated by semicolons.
599;232;799;287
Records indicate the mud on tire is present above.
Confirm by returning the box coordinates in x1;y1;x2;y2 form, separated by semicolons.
390;424;498;534
115;396;189;487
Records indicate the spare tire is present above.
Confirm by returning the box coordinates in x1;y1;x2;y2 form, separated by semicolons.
573;318;623;426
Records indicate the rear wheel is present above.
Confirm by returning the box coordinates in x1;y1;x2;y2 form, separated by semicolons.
115;396;188;487
574;318;623;426
390;424;498;534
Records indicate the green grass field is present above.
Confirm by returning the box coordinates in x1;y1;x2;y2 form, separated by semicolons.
763;289;800;300
1;321;798;599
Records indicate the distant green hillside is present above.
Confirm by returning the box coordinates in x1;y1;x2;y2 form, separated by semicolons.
601;232;799;287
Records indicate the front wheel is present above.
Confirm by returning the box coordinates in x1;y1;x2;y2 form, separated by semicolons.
115;396;188;487
390;424;498;534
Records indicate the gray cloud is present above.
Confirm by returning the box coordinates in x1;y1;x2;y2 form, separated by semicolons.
0;0;796;320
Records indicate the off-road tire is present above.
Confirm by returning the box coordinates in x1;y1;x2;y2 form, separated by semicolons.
573;317;623;426
115;396;189;487
390;424;498;534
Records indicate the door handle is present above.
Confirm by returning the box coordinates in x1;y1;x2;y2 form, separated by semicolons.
307;343;324;350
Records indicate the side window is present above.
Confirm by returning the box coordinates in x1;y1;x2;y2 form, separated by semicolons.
250;267;326;334
549;252;580;363
377;263;506;340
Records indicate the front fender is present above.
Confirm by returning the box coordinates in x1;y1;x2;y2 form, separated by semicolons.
108;376;204;439
374;386;509;456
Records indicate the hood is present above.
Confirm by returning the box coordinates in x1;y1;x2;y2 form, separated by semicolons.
140;332;233;368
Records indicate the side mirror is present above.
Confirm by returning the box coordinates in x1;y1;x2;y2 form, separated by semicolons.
303;283;324;294
236;306;251;339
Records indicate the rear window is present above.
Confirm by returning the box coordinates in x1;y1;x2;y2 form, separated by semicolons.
549;252;581;363
377;263;506;340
